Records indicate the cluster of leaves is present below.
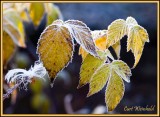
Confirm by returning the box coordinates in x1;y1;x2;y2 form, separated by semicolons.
3;3;62;67
37;17;149;111
3;3;149;111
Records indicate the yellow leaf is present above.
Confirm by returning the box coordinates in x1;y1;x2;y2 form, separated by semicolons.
78;46;88;61
29;3;45;27
3;31;16;67
127;25;149;68
3;8;26;47
112;41;121;59
37;20;73;82
92;30;107;50
87;63;110;97
65;20;98;57
45;3;62;26
105;70;124;111
14;3;31;22
78;53;104;88
107;19;127;47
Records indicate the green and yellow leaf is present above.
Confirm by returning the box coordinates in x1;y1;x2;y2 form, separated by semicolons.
3;8;25;47
112;41;121;59
78;53;104;88
29;3;45;27
87;63;110;97
107;19;127;47
79;53;131;111
105;70;124;111
45;3;62;26
37;20;73;82
111;60;131;83
127;25;149;68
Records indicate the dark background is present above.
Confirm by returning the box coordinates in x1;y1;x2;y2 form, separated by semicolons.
3;3;157;114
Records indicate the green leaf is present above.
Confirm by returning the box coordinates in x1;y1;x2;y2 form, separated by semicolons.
105;70;124;111
29;3;45;27
45;3;62;26
87;63;110;97
78;53;104;88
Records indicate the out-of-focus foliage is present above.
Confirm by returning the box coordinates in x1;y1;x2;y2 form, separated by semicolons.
9;83;17;104
31;93;50;113
3;3;62;27
45;3;63;26
3;8;26;47
29;3;45;27
30;78;50;113
3;31;16;67
30;78;49;94
2;2;62;67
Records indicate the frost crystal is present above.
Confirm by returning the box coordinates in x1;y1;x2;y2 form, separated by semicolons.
5;61;47;89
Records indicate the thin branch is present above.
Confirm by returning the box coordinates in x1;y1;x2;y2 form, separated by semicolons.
3;80;22;101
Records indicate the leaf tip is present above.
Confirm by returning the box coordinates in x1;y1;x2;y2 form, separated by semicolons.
86;91;92;97
77;84;82;89
77;81;85;89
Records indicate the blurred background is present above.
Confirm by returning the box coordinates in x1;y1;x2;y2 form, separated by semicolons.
3;3;157;114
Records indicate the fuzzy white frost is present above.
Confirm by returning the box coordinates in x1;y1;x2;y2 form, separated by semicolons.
5;61;47;84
